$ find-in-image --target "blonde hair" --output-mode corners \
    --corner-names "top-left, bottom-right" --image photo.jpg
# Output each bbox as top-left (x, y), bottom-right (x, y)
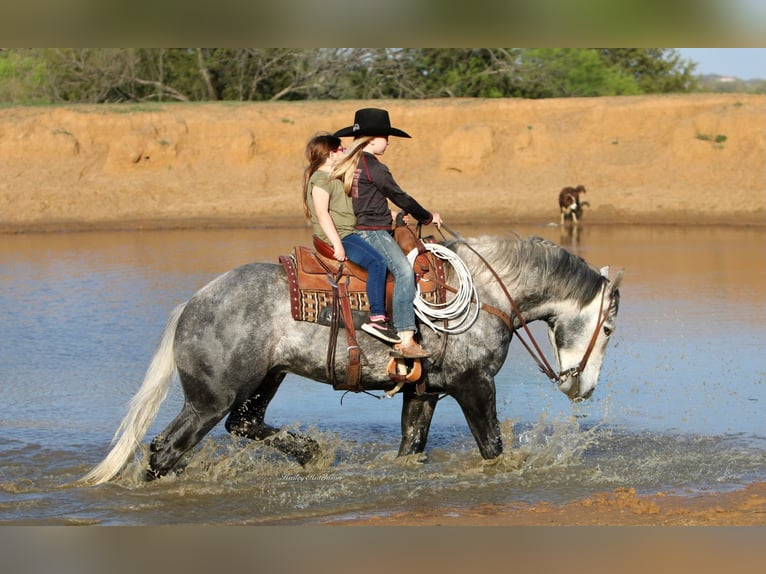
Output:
top-left (330, 136), bottom-right (374, 196)
top-left (302, 133), bottom-right (342, 221)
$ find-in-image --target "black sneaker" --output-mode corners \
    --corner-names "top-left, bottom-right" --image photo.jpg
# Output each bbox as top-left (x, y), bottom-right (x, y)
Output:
top-left (361, 320), bottom-right (401, 344)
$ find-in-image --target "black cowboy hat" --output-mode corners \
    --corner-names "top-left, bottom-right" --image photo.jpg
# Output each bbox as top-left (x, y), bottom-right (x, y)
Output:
top-left (333, 108), bottom-right (411, 138)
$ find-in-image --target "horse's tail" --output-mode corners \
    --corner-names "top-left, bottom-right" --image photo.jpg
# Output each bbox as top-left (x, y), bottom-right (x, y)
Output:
top-left (77, 302), bottom-right (187, 486)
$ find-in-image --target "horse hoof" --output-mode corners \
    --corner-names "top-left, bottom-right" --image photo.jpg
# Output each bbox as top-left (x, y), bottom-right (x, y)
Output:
top-left (145, 467), bottom-right (163, 481)
top-left (295, 441), bottom-right (321, 466)
top-left (287, 436), bottom-right (321, 466)
top-left (266, 432), bottom-right (321, 466)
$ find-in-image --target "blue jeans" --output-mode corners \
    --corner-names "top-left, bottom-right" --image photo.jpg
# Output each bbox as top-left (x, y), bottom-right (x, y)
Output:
top-left (356, 229), bottom-right (416, 333)
top-left (341, 233), bottom-right (387, 318)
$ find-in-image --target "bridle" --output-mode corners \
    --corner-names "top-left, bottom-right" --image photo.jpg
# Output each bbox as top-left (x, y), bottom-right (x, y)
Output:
top-left (554, 285), bottom-right (611, 386)
top-left (438, 224), bottom-right (613, 387)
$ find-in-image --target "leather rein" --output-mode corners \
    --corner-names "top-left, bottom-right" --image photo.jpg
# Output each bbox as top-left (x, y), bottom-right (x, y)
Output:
top-left (437, 224), bottom-right (611, 386)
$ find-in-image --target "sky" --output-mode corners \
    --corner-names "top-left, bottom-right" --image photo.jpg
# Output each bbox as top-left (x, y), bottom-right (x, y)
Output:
top-left (676, 48), bottom-right (765, 80)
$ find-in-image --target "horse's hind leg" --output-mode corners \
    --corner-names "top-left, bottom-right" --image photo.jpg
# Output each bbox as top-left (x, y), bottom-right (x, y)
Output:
top-left (225, 372), bottom-right (320, 466)
top-left (398, 386), bottom-right (439, 458)
top-left (147, 371), bottom-right (236, 480)
top-left (147, 405), bottom-right (231, 480)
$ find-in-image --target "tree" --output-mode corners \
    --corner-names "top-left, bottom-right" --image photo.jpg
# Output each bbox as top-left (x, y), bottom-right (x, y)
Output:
top-left (0, 49), bottom-right (50, 104)
top-left (517, 48), bottom-right (642, 98)
top-left (0, 47), bottom-right (708, 104)
top-left (594, 48), bottom-right (698, 93)
top-left (401, 48), bottom-right (522, 98)
top-left (333, 49), bottom-right (426, 99)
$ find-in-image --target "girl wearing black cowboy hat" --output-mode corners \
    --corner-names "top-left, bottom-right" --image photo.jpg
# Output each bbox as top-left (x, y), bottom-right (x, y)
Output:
top-left (332, 108), bottom-right (443, 359)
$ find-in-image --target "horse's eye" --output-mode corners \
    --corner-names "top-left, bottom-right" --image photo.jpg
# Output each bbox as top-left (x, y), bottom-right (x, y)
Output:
top-left (603, 326), bottom-right (613, 337)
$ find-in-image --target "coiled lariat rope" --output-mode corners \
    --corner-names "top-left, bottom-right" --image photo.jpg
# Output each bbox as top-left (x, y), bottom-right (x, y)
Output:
top-left (406, 242), bottom-right (480, 334)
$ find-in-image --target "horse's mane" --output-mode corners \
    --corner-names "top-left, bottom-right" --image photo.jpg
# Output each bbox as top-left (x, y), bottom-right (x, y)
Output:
top-left (456, 234), bottom-right (605, 306)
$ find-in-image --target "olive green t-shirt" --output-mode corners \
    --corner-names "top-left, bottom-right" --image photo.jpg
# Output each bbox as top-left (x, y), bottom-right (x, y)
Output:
top-left (308, 170), bottom-right (357, 243)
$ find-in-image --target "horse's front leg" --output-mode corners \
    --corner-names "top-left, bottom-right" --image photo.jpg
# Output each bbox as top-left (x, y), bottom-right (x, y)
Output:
top-left (397, 385), bottom-right (439, 457)
top-left (452, 374), bottom-right (503, 460)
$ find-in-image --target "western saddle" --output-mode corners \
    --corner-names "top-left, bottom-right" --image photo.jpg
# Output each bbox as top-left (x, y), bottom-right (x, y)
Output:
top-left (279, 224), bottom-right (446, 395)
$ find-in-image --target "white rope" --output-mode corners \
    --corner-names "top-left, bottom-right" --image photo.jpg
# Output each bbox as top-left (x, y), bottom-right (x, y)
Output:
top-left (407, 243), bottom-right (480, 334)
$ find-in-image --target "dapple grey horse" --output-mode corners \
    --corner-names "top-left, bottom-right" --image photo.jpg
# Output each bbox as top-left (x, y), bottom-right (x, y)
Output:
top-left (80, 234), bottom-right (622, 485)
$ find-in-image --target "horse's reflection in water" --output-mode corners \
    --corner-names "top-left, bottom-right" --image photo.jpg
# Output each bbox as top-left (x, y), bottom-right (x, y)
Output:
top-left (79, 234), bottom-right (622, 485)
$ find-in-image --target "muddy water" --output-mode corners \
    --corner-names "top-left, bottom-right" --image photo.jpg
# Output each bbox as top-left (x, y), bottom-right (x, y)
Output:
top-left (1, 224), bottom-right (764, 525)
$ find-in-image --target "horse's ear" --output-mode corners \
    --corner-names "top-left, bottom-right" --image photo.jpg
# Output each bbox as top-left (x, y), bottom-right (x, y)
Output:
top-left (608, 268), bottom-right (624, 292)
top-left (600, 266), bottom-right (623, 292)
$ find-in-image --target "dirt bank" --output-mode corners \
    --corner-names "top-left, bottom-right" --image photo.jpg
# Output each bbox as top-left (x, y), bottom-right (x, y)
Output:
top-left (1, 94), bottom-right (764, 232)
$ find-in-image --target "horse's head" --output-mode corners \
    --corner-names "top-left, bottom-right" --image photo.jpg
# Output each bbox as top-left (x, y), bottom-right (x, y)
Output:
top-left (548, 266), bottom-right (622, 402)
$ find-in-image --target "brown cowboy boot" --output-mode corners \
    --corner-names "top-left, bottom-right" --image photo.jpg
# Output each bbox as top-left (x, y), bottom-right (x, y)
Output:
top-left (390, 330), bottom-right (432, 359)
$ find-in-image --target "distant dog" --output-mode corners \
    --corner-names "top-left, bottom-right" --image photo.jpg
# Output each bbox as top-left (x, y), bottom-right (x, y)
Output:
top-left (559, 185), bottom-right (587, 225)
